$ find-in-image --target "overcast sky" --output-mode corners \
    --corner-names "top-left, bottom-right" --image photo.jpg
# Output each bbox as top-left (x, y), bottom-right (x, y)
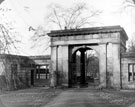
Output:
top-left (1, 0), bottom-right (135, 55)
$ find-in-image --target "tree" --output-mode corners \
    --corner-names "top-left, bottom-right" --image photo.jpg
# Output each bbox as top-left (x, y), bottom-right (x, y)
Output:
top-left (127, 34), bottom-right (135, 52)
top-left (30, 3), bottom-right (102, 53)
top-left (133, 0), bottom-right (135, 4)
top-left (0, 4), bottom-right (20, 54)
top-left (125, 0), bottom-right (135, 6)
top-left (0, 24), bottom-right (19, 54)
top-left (121, 0), bottom-right (135, 52)
top-left (30, 25), bottom-right (50, 54)
top-left (0, 0), bottom-right (4, 4)
top-left (122, 0), bottom-right (135, 8)
top-left (46, 3), bottom-right (102, 30)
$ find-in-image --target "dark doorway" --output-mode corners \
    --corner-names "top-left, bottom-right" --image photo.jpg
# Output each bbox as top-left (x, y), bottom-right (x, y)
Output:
top-left (69, 46), bottom-right (99, 88)
top-left (31, 70), bottom-right (34, 86)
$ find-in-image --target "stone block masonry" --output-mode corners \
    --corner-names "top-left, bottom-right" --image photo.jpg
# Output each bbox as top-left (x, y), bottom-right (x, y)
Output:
top-left (48, 25), bottom-right (129, 89)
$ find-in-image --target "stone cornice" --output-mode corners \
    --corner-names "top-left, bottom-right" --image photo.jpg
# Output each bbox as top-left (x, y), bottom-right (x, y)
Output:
top-left (47, 25), bottom-right (128, 41)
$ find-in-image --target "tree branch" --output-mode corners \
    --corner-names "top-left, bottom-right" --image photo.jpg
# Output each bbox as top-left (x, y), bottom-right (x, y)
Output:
top-left (53, 9), bottom-right (62, 30)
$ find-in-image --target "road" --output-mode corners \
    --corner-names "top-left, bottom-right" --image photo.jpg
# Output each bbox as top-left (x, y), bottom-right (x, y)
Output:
top-left (44, 88), bottom-right (122, 107)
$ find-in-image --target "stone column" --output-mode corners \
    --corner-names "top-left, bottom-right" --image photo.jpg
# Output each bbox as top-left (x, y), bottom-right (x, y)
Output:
top-left (106, 43), bottom-right (113, 88)
top-left (80, 49), bottom-right (86, 85)
top-left (99, 43), bottom-right (107, 88)
top-left (61, 45), bottom-right (69, 87)
top-left (50, 46), bottom-right (57, 87)
top-left (112, 43), bottom-right (121, 88)
top-left (57, 46), bottom-right (63, 85)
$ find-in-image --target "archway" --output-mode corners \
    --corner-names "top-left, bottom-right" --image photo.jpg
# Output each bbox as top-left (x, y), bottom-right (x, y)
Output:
top-left (69, 46), bottom-right (99, 88)
top-left (48, 26), bottom-right (128, 89)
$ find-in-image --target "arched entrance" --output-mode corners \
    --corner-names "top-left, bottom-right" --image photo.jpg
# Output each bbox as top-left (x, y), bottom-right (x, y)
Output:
top-left (48, 26), bottom-right (128, 89)
top-left (69, 46), bottom-right (99, 88)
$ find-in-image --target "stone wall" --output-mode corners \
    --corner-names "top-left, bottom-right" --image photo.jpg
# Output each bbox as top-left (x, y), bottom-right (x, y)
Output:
top-left (121, 53), bottom-right (135, 89)
top-left (48, 26), bottom-right (128, 88)
top-left (0, 54), bottom-right (35, 91)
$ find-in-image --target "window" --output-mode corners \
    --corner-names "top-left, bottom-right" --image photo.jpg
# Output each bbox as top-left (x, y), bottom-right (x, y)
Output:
top-left (36, 65), bottom-right (49, 79)
top-left (128, 64), bottom-right (135, 81)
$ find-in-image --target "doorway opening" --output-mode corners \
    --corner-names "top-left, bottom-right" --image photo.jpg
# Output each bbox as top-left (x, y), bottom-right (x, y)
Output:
top-left (69, 46), bottom-right (99, 88)
top-left (31, 70), bottom-right (34, 86)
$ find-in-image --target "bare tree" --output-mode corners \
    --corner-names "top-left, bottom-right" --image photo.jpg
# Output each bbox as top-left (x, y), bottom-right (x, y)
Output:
top-left (0, 24), bottom-right (19, 54)
top-left (0, 5), bottom-right (20, 54)
top-left (128, 42), bottom-right (135, 52)
top-left (46, 3), bottom-right (102, 30)
top-left (30, 25), bottom-right (50, 54)
top-left (126, 0), bottom-right (135, 5)
top-left (0, 0), bottom-right (4, 4)
top-left (121, 0), bottom-right (135, 52)
top-left (127, 34), bottom-right (135, 52)
top-left (123, 0), bottom-right (135, 8)
top-left (30, 3), bottom-right (102, 53)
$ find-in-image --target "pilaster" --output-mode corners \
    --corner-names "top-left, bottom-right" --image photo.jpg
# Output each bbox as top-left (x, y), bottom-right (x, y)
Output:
top-left (112, 43), bottom-right (121, 88)
top-left (50, 46), bottom-right (57, 87)
top-left (61, 45), bottom-right (69, 87)
top-left (99, 43), bottom-right (107, 88)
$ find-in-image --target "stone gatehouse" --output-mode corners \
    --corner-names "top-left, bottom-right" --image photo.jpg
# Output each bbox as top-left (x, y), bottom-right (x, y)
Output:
top-left (1, 25), bottom-right (135, 90)
top-left (48, 25), bottom-right (135, 89)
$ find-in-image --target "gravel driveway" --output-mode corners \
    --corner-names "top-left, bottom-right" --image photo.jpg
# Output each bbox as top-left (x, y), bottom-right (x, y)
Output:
top-left (44, 88), bottom-right (135, 107)
top-left (0, 87), bottom-right (134, 107)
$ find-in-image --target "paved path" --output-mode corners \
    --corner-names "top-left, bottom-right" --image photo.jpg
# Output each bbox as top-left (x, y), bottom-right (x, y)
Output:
top-left (44, 88), bottom-right (122, 107)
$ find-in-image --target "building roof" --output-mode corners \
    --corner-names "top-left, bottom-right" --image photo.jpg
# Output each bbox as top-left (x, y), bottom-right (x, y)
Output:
top-left (0, 54), bottom-right (51, 60)
top-left (0, 54), bottom-right (35, 64)
top-left (0, 54), bottom-right (30, 59)
top-left (29, 55), bottom-right (50, 60)
top-left (47, 25), bottom-right (128, 40)
top-left (121, 52), bottom-right (135, 58)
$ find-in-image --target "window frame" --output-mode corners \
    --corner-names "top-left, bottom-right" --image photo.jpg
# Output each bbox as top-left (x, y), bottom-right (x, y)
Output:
top-left (36, 64), bottom-right (49, 80)
top-left (128, 63), bottom-right (135, 81)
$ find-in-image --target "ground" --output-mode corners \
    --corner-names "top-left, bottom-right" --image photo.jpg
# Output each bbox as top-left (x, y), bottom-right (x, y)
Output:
top-left (0, 87), bottom-right (62, 107)
top-left (0, 87), bottom-right (135, 107)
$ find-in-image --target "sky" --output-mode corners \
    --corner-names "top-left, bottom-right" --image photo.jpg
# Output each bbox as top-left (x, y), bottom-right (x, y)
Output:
top-left (0, 0), bottom-right (135, 55)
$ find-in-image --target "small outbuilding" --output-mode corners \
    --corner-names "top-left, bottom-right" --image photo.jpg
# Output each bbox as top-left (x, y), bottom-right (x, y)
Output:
top-left (0, 54), bottom-right (50, 90)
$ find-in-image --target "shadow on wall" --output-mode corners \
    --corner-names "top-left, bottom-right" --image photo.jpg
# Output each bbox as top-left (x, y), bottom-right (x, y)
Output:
top-left (0, 58), bottom-right (9, 91)
top-left (54, 70), bottom-right (67, 86)
top-left (0, 75), bottom-right (8, 91)
top-left (0, 64), bottom-right (31, 91)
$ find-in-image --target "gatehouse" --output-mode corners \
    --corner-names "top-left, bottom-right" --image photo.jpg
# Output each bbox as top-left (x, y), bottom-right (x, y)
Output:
top-left (48, 25), bottom-right (129, 89)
